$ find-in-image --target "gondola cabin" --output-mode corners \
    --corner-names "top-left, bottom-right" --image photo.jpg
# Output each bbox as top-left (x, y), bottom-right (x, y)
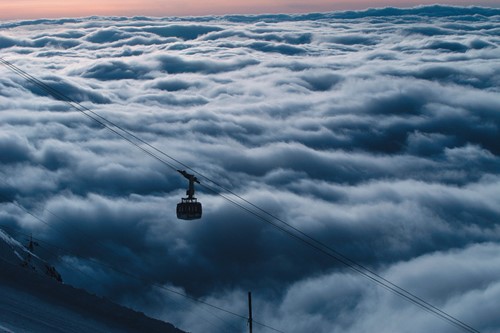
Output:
top-left (176, 169), bottom-right (202, 220)
top-left (177, 198), bottom-right (202, 220)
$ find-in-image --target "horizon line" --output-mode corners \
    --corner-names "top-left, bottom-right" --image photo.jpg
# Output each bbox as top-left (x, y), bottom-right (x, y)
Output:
top-left (1, 3), bottom-right (499, 23)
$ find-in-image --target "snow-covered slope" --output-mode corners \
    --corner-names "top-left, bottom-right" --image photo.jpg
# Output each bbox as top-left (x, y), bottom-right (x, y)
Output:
top-left (0, 229), bottom-right (186, 333)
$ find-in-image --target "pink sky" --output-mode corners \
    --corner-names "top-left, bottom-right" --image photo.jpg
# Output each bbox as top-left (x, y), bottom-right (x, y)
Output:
top-left (0, 0), bottom-right (498, 20)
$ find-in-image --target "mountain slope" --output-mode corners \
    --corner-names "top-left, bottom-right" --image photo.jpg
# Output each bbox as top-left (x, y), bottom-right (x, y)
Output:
top-left (0, 230), bottom-right (186, 333)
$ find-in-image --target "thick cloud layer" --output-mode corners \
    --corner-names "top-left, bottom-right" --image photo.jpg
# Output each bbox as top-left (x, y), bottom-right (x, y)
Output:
top-left (0, 5), bottom-right (499, 333)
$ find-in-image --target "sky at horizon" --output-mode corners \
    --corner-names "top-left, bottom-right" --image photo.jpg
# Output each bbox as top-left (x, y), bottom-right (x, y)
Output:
top-left (1, 0), bottom-right (500, 20)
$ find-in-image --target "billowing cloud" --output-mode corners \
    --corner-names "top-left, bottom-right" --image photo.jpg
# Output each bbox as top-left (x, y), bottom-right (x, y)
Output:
top-left (0, 5), bottom-right (499, 333)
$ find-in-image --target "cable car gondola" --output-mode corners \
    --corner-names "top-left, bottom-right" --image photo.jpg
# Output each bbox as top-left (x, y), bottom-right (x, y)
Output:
top-left (176, 170), bottom-right (202, 220)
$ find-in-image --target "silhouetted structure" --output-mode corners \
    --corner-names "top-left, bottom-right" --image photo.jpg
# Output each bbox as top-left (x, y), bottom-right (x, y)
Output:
top-left (176, 170), bottom-right (202, 220)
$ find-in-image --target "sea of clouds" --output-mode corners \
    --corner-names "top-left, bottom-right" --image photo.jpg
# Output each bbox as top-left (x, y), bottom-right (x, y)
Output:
top-left (0, 5), bottom-right (499, 333)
